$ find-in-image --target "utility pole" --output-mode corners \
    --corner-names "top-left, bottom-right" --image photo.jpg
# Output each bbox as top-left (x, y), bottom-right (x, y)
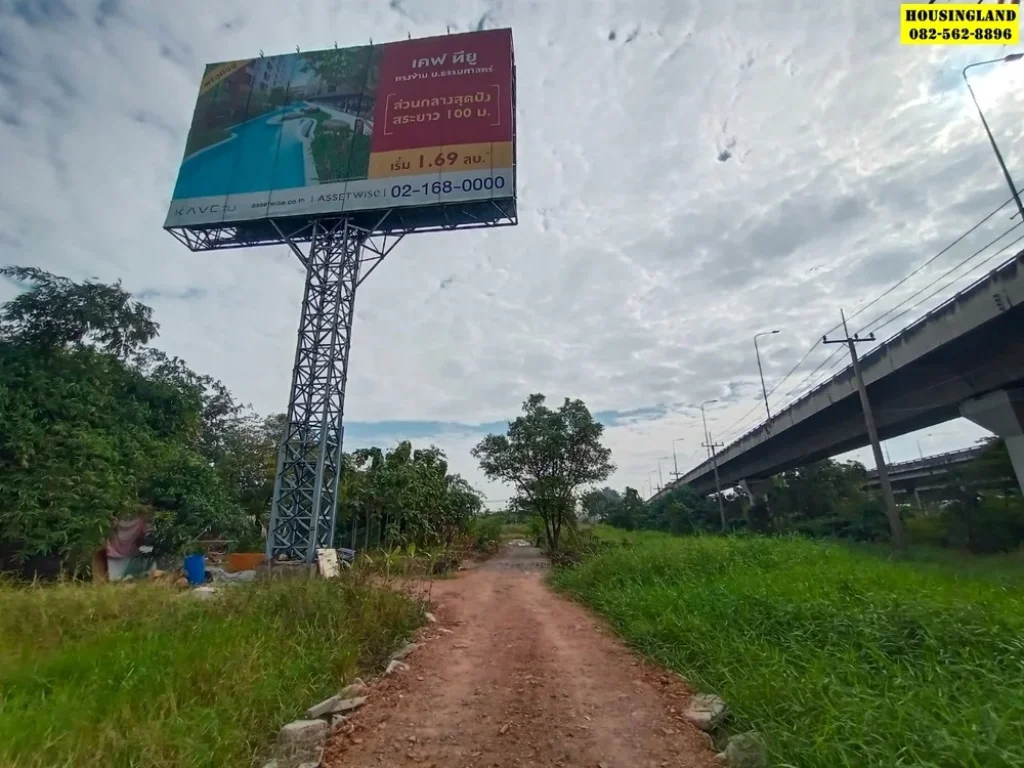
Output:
top-left (824, 310), bottom-right (906, 549)
top-left (702, 435), bottom-right (726, 532)
top-left (754, 330), bottom-right (781, 421)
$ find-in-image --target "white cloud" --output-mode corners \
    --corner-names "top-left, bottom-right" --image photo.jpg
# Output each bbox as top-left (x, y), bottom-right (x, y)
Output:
top-left (2, 0), bottom-right (1020, 499)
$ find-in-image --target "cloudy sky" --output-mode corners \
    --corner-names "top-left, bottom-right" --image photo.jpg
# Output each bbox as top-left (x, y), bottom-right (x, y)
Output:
top-left (1, 0), bottom-right (1021, 504)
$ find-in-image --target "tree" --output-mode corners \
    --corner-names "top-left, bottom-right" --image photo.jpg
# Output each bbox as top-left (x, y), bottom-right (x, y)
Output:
top-left (336, 441), bottom-right (482, 551)
top-left (302, 47), bottom-right (377, 92)
top-left (655, 485), bottom-right (716, 534)
top-left (0, 267), bottom-right (157, 359)
top-left (472, 394), bottom-right (614, 551)
top-left (0, 267), bottom-right (249, 568)
top-left (581, 487), bottom-right (623, 523)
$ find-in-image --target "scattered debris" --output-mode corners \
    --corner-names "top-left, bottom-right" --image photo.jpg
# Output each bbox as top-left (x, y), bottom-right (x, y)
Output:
top-left (683, 693), bottom-right (728, 731)
top-left (439, 628), bottom-right (454, 635)
top-left (386, 659), bottom-right (409, 675)
top-left (424, 612), bottom-right (437, 623)
top-left (339, 680), bottom-right (368, 698)
top-left (499, 723), bottom-right (510, 735)
top-left (305, 694), bottom-right (367, 719)
top-left (206, 566), bottom-right (256, 584)
top-left (275, 719), bottom-right (327, 767)
top-left (720, 731), bottom-right (767, 768)
top-left (507, 538), bottom-right (532, 547)
top-left (391, 642), bottom-right (419, 661)
top-left (316, 548), bottom-right (340, 579)
top-left (188, 585), bottom-right (219, 600)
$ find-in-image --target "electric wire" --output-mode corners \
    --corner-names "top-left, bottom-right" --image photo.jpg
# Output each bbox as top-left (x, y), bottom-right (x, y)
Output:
top-left (771, 221), bottom-right (1022, 413)
top-left (712, 193), bottom-right (1022, 446)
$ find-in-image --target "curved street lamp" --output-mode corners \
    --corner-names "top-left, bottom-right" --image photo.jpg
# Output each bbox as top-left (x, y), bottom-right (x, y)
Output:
top-left (754, 330), bottom-right (781, 421)
top-left (963, 54), bottom-right (1024, 222)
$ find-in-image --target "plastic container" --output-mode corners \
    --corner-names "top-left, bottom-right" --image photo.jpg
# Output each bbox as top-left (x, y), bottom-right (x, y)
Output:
top-left (184, 554), bottom-right (206, 585)
top-left (226, 552), bottom-right (265, 573)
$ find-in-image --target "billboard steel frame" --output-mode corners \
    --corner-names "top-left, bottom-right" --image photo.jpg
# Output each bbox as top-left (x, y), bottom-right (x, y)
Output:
top-left (265, 213), bottom-right (403, 562)
top-left (166, 200), bottom-right (517, 253)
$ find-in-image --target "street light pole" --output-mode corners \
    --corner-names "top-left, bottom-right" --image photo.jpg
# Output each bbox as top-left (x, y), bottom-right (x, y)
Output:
top-left (672, 438), bottom-right (684, 477)
top-left (754, 330), bottom-right (781, 422)
top-left (963, 55), bottom-right (1024, 222)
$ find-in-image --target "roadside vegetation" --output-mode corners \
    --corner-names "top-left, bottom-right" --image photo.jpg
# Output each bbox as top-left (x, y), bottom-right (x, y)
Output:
top-left (0, 576), bottom-right (422, 768)
top-left (0, 267), bottom-right (488, 578)
top-left (584, 440), bottom-right (1023, 554)
top-left (473, 393), bottom-right (613, 552)
top-left (552, 531), bottom-right (1024, 767)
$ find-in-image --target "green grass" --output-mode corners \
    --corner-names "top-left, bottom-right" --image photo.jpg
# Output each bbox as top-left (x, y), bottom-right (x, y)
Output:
top-left (0, 576), bottom-right (422, 768)
top-left (551, 532), bottom-right (1024, 767)
top-left (500, 523), bottom-right (531, 539)
top-left (847, 541), bottom-right (1024, 588)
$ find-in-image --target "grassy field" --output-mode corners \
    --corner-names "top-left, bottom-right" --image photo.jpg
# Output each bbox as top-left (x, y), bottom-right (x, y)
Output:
top-left (552, 531), bottom-right (1024, 767)
top-left (0, 577), bottom-right (422, 768)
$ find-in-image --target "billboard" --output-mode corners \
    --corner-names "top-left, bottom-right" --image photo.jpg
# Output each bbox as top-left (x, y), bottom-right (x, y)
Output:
top-left (164, 29), bottom-right (515, 230)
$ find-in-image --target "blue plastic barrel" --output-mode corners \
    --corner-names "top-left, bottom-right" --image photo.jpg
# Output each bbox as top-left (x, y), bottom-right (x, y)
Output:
top-left (184, 554), bottom-right (206, 585)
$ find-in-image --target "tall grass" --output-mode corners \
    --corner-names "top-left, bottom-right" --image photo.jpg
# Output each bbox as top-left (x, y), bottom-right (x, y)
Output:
top-left (551, 533), bottom-right (1024, 767)
top-left (0, 576), bottom-right (422, 768)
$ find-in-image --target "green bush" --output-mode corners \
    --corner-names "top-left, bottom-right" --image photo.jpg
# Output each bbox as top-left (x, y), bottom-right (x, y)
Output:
top-left (905, 514), bottom-right (951, 547)
top-left (552, 533), bottom-right (1024, 767)
top-left (947, 495), bottom-right (1024, 554)
top-left (468, 515), bottom-right (503, 553)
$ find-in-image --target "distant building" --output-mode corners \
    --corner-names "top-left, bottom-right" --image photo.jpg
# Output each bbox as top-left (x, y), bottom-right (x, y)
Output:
top-left (251, 56), bottom-right (290, 93)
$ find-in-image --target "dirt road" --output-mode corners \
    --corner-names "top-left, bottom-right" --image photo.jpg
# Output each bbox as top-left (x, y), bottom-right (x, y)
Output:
top-left (323, 545), bottom-right (718, 768)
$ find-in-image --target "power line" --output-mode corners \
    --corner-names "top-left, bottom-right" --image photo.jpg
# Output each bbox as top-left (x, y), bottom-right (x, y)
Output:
top-left (864, 232), bottom-right (1024, 336)
top-left (712, 192), bottom-right (1022, 447)
top-left (718, 340), bottom-right (823, 443)
top-left (772, 221), bottom-right (1022, 412)
top-left (852, 223), bottom-right (1021, 339)
top-left (841, 195), bottom-right (1016, 330)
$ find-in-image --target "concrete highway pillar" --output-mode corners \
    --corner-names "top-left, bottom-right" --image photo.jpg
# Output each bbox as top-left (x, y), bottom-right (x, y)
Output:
top-left (960, 387), bottom-right (1024, 494)
top-left (739, 477), bottom-right (773, 503)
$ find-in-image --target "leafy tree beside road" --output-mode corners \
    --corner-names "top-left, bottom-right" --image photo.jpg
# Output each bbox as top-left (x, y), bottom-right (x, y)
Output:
top-left (0, 267), bottom-right (489, 572)
top-left (473, 394), bottom-right (614, 551)
top-left (0, 267), bottom-right (252, 569)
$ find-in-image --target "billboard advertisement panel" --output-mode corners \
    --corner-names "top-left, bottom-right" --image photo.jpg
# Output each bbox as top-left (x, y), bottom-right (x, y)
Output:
top-left (164, 29), bottom-right (515, 230)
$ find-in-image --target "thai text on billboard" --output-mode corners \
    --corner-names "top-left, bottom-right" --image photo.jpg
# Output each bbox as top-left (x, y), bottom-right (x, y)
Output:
top-left (165, 29), bottom-right (515, 228)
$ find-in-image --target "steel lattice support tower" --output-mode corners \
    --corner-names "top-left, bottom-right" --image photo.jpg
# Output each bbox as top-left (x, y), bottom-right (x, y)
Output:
top-left (266, 217), bottom-right (400, 562)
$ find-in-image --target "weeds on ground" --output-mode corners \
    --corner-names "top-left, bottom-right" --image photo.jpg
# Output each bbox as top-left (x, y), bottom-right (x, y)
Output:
top-left (0, 575), bottom-right (422, 768)
top-left (551, 533), bottom-right (1024, 768)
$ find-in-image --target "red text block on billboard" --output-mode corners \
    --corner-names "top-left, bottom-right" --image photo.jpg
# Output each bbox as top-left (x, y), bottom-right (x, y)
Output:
top-left (368, 29), bottom-right (514, 179)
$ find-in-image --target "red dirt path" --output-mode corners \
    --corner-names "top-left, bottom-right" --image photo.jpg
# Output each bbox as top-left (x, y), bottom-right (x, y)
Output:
top-left (324, 545), bottom-right (719, 768)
